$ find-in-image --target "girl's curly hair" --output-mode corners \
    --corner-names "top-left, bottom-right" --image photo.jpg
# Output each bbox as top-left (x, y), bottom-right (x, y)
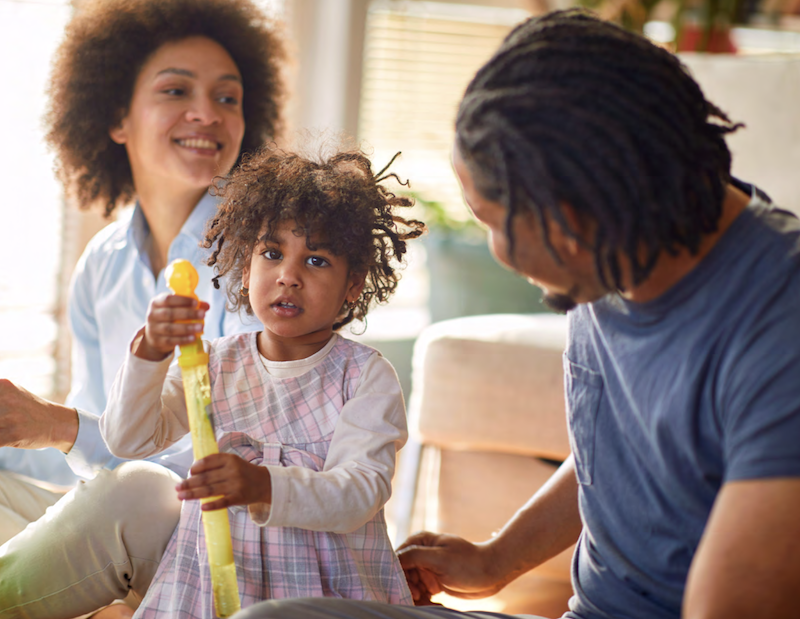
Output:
top-left (46, 0), bottom-right (285, 217)
top-left (204, 146), bottom-right (427, 331)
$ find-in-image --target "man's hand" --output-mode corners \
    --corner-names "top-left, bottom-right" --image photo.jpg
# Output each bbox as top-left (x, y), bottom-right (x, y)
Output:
top-left (399, 457), bottom-right (582, 606)
top-left (0, 378), bottom-right (78, 453)
top-left (134, 293), bottom-right (207, 362)
top-left (175, 453), bottom-right (272, 511)
top-left (398, 532), bottom-right (504, 605)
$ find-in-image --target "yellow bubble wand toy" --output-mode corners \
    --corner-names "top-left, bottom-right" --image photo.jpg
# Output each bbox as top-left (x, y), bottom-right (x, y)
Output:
top-left (166, 259), bottom-right (241, 617)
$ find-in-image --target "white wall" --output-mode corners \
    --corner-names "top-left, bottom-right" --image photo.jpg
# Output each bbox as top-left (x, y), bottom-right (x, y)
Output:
top-left (682, 53), bottom-right (800, 215)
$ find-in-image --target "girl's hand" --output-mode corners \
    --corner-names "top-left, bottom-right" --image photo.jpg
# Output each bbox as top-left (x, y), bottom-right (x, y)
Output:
top-left (134, 293), bottom-right (208, 361)
top-left (176, 453), bottom-right (272, 511)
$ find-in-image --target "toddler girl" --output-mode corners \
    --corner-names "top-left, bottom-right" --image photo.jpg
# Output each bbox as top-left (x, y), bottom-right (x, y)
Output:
top-left (100, 145), bottom-right (426, 617)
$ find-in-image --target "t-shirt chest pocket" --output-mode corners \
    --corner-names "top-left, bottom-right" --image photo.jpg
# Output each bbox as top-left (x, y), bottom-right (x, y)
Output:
top-left (564, 354), bottom-right (604, 486)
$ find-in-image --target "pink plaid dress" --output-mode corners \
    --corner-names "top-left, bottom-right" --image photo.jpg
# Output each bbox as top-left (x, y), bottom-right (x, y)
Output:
top-left (134, 333), bottom-right (412, 617)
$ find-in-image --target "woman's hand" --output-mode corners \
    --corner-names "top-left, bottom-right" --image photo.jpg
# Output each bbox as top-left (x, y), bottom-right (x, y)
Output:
top-left (0, 379), bottom-right (79, 453)
top-left (134, 293), bottom-right (208, 361)
top-left (398, 532), bottom-right (506, 605)
top-left (176, 453), bottom-right (272, 511)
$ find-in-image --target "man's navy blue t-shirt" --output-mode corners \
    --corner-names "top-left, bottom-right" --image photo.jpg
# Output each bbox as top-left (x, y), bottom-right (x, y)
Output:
top-left (563, 195), bottom-right (800, 619)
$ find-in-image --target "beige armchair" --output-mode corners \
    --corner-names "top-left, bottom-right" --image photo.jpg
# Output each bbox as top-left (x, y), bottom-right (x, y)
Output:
top-left (391, 313), bottom-right (574, 617)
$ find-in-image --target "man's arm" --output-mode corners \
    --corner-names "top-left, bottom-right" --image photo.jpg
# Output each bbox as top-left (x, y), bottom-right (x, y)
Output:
top-left (399, 455), bottom-right (581, 603)
top-left (684, 477), bottom-right (800, 619)
top-left (0, 379), bottom-right (78, 453)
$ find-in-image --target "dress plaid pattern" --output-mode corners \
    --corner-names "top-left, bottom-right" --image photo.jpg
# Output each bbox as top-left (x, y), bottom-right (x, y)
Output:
top-left (134, 333), bottom-right (412, 617)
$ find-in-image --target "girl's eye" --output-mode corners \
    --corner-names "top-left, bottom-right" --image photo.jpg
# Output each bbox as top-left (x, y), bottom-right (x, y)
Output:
top-left (307, 256), bottom-right (329, 267)
top-left (163, 88), bottom-right (185, 96)
top-left (263, 249), bottom-right (282, 260)
top-left (218, 95), bottom-right (240, 105)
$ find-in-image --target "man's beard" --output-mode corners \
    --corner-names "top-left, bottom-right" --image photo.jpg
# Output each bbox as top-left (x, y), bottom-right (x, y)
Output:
top-left (543, 292), bottom-right (578, 314)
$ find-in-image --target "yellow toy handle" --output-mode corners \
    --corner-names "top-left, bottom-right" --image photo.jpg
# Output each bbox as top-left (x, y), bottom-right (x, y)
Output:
top-left (166, 259), bottom-right (241, 617)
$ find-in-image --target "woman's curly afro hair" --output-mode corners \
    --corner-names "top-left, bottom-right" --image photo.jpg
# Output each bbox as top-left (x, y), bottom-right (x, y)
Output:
top-left (204, 145), bottom-right (427, 331)
top-left (46, 0), bottom-right (285, 217)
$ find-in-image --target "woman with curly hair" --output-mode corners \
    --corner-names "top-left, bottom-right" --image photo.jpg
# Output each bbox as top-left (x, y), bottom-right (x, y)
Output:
top-left (0, 0), bottom-right (284, 617)
top-left (99, 144), bottom-right (425, 615)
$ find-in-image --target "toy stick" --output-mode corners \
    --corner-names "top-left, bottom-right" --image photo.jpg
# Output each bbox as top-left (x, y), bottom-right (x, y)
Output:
top-left (166, 259), bottom-right (241, 617)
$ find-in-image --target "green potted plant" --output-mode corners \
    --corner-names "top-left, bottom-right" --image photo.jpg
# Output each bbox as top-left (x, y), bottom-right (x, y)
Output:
top-left (409, 192), bottom-right (549, 323)
top-left (578, 0), bottom-right (746, 51)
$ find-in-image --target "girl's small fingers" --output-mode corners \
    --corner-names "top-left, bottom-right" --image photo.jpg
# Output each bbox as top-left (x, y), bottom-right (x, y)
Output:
top-left (178, 480), bottom-right (232, 502)
top-left (176, 476), bottom-right (207, 492)
top-left (176, 487), bottom-right (199, 501)
top-left (162, 294), bottom-right (199, 307)
top-left (151, 306), bottom-right (206, 324)
top-left (180, 468), bottom-right (229, 492)
top-left (189, 454), bottom-right (230, 475)
top-left (149, 323), bottom-right (203, 340)
top-left (201, 498), bottom-right (231, 512)
top-left (176, 480), bottom-right (221, 500)
top-left (148, 337), bottom-right (196, 353)
top-left (149, 292), bottom-right (175, 307)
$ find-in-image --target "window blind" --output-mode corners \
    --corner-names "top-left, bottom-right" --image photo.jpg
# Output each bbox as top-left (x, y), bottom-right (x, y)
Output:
top-left (358, 0), bottom-right (531, 219)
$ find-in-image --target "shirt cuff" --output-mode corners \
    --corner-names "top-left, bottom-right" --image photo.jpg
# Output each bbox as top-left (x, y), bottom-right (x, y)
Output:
top-left (65, 408), bottom-right (113, 479)
top-left (259, 464), bottom-right (291, 527)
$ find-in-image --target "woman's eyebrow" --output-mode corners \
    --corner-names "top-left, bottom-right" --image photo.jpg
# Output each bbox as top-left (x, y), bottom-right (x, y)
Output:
top-left (155, 67), bottom-right (242, 83)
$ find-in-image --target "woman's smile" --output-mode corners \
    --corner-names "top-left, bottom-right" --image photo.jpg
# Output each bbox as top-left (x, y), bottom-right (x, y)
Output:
top-left (174, 135), bottom-right (223, 153)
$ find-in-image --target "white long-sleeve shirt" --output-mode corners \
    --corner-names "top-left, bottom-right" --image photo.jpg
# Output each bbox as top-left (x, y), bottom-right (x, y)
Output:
top-left (100, 332), bottom-right (408, 532)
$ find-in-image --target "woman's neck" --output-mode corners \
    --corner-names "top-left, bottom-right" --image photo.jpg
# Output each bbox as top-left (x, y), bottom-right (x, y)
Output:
top-left (137, 182), bottom-right (208, 277)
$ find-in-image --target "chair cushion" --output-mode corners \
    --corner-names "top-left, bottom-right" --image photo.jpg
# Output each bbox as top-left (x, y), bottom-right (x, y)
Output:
top-left (409, 314), bottom-right (570, 460)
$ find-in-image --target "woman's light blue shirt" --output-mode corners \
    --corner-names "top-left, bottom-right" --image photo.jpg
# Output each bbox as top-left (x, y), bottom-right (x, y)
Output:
top-left (0, 192), bottom-right (259, 485)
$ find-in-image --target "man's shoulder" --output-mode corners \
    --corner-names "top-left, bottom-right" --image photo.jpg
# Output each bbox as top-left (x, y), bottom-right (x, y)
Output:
top-left (757, 206), bottom-right (800, 251)
top-left (732, 207), bottom-right (800, 313)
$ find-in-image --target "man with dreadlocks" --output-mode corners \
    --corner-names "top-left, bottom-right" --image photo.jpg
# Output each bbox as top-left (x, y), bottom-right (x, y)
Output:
top-left (228, 8), bottom-right (800, 619)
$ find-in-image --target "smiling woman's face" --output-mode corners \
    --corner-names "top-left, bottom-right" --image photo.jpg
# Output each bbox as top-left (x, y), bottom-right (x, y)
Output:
top-left (110, 35), bottom-right (245, 198)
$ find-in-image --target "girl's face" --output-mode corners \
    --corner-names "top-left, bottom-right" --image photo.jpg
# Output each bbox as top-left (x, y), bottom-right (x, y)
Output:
top-left (243, 220), bottom-right (365, 361)
top-left (110, 36), bottom-right (245, 199)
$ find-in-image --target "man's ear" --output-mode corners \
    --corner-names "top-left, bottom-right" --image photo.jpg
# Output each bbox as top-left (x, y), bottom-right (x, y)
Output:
top-left (549, 202), bottom-right (593, 260)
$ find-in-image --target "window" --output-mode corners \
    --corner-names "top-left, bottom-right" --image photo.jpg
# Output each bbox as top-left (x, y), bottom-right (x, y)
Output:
top-left (0, 0), bottom-right (72, 399)
top-left (358, 0), bottom-right (531, 219)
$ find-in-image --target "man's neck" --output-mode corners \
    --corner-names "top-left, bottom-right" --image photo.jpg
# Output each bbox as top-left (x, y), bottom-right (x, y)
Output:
top-left (622, 183), bottom-right (751, 304)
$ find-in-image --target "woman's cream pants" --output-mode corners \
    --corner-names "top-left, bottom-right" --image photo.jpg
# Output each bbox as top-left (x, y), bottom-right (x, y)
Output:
top-left (0, 461), bottom-right (180, 618)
